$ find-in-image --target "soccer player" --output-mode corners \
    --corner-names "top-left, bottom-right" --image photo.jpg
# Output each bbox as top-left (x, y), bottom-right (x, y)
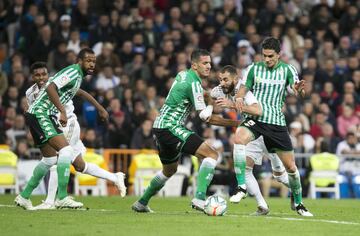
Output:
top-left (234, 37), bottom-right (312, 216)
top-left (132, 49), bottom-right (240, 213)
top-left (14, 48), bottom-right (97, 209)
top-left (23, 62), bottom-right (126, 210)
top-left (211, 65), bottom-right (292, 216)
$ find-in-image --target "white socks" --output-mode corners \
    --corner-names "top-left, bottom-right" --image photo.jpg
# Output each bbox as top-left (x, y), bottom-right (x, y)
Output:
top-left (84, 163), bottom-right (117, 183)
top-left (45, 165), bottom-right (58, 205)
top-left (245, 167), bottom-right (268, 209)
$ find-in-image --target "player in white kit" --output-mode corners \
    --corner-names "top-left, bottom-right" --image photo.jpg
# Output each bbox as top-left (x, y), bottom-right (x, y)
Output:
top-left (25, 63), bottom-right (126, 210)
top-left (211, 65), bottom-right (292, 215)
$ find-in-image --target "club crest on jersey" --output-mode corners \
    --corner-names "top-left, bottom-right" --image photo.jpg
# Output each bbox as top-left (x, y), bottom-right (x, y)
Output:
top-left (196, 94), bottom-right (204, 103)
top-left (59, 75), bottom-right (71, 87)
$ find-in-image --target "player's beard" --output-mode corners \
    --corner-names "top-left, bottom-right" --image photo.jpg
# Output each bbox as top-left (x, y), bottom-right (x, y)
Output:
top-left (222, 82), bottom-right (235, 94)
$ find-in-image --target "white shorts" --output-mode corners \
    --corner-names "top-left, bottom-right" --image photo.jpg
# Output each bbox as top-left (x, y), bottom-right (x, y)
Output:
top-left (246, 136), bottom-right (285, 172)
top-left (61, 117), bottom-right (86, 162)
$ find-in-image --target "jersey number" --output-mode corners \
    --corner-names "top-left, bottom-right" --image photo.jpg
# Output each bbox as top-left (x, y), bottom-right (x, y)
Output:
top-left (244, 120), bottom-right (256, 127)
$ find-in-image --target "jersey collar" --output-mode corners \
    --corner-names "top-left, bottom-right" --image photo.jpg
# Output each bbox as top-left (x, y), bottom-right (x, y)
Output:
top-left (188, 69), bottom-right (202, 82)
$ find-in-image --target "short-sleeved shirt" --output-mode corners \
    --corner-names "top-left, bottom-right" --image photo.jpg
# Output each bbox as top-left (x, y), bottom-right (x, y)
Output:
top-left (153, 69), bottom-right (206, 134)
top-left (244, 61), bottom-right (299, 126)
top-left (28, 64), bottom-right (84, 116)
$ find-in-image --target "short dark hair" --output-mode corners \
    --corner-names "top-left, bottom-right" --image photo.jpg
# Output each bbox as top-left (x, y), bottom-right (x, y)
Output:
top-left (191, 49), bottom-right (210, 63)
top-left (220, 65), bottom-right (237, 75)
top-left (262, 37), bottom-right (281, 53)
top-left (30, 62), bottom-right (47, 74)
top-left (77, 48), bottom-right (95, 60)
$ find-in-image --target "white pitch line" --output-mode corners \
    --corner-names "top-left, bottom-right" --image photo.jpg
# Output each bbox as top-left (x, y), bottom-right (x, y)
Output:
top-left (226, 214), bottom-right (360, 226)
top-left (1, 204), bottom-right (359, 226)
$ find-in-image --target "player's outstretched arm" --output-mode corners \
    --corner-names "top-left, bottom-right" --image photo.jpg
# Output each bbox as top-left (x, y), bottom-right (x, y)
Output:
top-left (46, 82), bottom-right (67, 126)
top-left (241, 103), bottom-right (262, 116)
top-left (76, 89), bottom-right (109, 122)
top-left (207, 115), bottom-right (241, 127)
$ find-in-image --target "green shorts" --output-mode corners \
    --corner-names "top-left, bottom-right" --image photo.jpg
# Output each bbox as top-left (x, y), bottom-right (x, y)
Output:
top-left (24, 112), bottom-right (63, 147)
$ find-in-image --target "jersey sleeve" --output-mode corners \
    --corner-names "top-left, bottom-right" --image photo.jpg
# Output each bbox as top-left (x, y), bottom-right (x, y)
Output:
top-left (189, 81), bottom-right (206, 111)
top-left (25, 88), bottom-right (33, 106)
top-left (244, 91), bottom-right (258, 105)
top-left (244, 63), bottom-right (255, 90)
top-left (286, 64), bottom-right (299, 86)
top-left (52, 68), bottom-right (79, 89)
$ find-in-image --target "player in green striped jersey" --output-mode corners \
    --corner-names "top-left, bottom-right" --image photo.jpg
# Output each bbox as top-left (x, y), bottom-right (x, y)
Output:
top-left (132, 49), bottom-right (241, 213)
top-left (234, 37), bottom-right (313, 216)
top-left (15, 48), bottom-right (96, 210)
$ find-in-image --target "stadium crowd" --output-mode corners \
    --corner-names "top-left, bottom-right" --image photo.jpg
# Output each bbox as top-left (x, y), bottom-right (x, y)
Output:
top-left (0, 0), bottom-right (359, 194)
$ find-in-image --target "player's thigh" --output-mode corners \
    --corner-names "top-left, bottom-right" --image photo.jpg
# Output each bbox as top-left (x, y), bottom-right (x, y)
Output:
top-left (25, 112), bottom-right (65, 149)
top-left (40, 144), bottom-right (58, 157)
top-left (246, 138), bottom-right (265, 166)
top-left (153, 128), bottom-right (188, 164)
top-left (236, 118), bottom-right (260, 144)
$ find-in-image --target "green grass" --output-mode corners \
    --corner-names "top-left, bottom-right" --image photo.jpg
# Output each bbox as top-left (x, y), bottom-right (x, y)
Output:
top-left (1, 195), bottom-right (360, 236)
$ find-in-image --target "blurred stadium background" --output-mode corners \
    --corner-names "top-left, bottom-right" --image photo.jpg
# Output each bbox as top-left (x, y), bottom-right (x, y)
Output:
top-left (0, 0), bottom-right (360, 202)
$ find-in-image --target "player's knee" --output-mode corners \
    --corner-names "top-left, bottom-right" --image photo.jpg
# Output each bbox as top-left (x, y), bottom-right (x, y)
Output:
top-left (41, 156), bottom-right (57, 167)
top-left (163, 166), bottom-right (177, 177)
top-left (286, 166), bottom-right (297, 173)
top-left (58, 145), bottom-right (74, 163)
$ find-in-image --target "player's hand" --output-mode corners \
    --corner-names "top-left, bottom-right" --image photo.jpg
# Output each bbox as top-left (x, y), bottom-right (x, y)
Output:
top-left (235, 97), bottom-right (244, 113)
top-left (294, 80), bottom-right (305, 97)
top-left (215, 97), bottom-right (235, 109)
top-left (59, 111), bottom-right (67, 127)
top-left (98, 108), bottom-right (109, 122)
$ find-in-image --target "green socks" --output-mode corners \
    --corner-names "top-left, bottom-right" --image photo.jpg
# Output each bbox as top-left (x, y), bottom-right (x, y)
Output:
top-left (20, 156), bottom-right (57, 199)
top-left (288, 170), bottom-right (302, 205)
top-left (56, 146), bottom-right (73, 200)
top-left (139, 172), bottom-right (168, 205)
top-left (234, 144), bottom-right (246, 187)
top-left (195, 158), bottom-right (217, 200)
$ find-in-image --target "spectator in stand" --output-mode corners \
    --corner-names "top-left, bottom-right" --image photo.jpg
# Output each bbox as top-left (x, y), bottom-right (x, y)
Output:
top-left (320, 81), bottom-right (339, 110)
top-left (54, 14), bottom-right (72, 44)
top-left (47, 40), bottom-right (68, 73)
top-left (95, 64), bottom-right (120, 94)
top-left (289, 121), bottom-right (315, 154)
top-left (320, 122), bottom-right (341, 154)
top-left (5, 114), bottom-right (27, 150)
top-left (336, 131), bottom-right (360, 175)
top-left (337, 105), bottom-right (360, 139)
top-left (130, 119), bottom-right (156, 149)
top-left (310, 112), bottom-right (327, 140)
top-left (82, 128), bottom-right (102, 149)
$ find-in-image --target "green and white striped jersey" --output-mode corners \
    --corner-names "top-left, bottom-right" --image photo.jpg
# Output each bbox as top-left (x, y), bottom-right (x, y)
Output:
top-left (153, 69), bottom-right (206, 129)
top-left (245, 61), bottom-right (298, 126)
top-left (28, 64), bottom-right (84, 116)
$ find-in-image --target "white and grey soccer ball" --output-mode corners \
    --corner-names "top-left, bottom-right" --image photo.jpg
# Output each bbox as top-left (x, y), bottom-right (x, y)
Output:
top-left (204, 195), bottom-right (227, 216)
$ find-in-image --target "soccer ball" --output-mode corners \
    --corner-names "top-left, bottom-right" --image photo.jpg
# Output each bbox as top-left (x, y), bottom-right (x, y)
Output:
top-left (204, 195), bottom-right (227, 216)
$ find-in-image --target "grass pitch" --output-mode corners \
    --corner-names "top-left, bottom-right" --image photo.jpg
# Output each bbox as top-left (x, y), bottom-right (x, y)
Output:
top-left (1, 195), bottom-right (359, 236)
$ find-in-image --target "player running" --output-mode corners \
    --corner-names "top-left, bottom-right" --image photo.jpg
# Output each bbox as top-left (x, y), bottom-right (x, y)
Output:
top-left (23, 62), bottom-right (126, 210)
top-left (211, 65), bottom-right (293, 216)
top-left (14, 48), bottom-right (116, 209)
top-left (132, 49), bottom-right (241, 213)
top-left (234, 37), bottom-right (312, 216)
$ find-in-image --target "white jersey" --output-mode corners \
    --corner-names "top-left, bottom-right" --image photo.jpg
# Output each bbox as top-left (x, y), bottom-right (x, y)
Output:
top-left (210, 79), bottom-right (258, 106)
top-left (26, 83), bottom-right (85, 159)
